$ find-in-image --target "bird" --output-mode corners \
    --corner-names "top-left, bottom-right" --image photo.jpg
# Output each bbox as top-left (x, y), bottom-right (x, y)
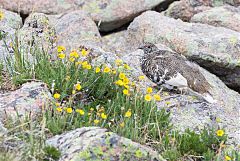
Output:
top-left (139, 42), bottom-right (215, 103)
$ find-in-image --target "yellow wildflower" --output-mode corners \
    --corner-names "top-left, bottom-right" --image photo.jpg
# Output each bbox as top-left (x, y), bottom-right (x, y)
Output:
top-left (144, 94), bottom-right (152, 102)
top-left (123, 89), bottom-right (130, 96)
top-left (123, 77), bottom-right (130, 85)
top-left (81, 48), bottom-right (89, 56)
top-left (90, 108), bottom-right (94, 112)
top-left (115, 80), bottom-right (124, 86)
top-left (82, 61), bottom-right (89, 69)
top-left (94, 119), bottom-right (100, 124)
top-left (112, 69), bottom-right (116, 74)
top-left (153, 94), bottom-right (161, 101)
top-left (75, 61), bottom-right (82, 66)
top-left (146, 87), bottom-right (153, 94)
top-left (69, 57), bottom-right (75, 62)
top-left (138, 75), bottom-right (145, 80)
top-left (75, 83), bottom-right (82, 90)
top-left (66, 107), bottom-right (73, 114)
top-left (56, 107), bottom-right (62, 112)
top-left (95, 67), bottom-right (101, 73)
top-left (225, 155), bottom-right (231, 161)
top-left (72, 90), bottom-right (76, 94)
top-left (0, 11), bottom-right (4, 21)
top-left (76, 109), bottom-right (85, 115)
top-left (53, 93), bottom-right (61, 99)
top-left (115, 59), bottom-right (123, 66)
top-left (86, 64), bottom-right (92, 70)
top-left (216, 129), bottom-right (224, 137)
top-left (119, 122), bottom-right (125, 127)
top-left (55, 103), bottom-right (60, 107)
top-left (103, 66), bottom-right (111, 73)
top-left (82, 61), bottom-right (88, 66)
top-left (124, 64), bottom-right (131, 70)
top-left (70, 50), bottom-right (79, 58)
top-left (119, 73), bottom-right (126, 79)
top-left (125, 110), bottom-right (132, 118)
top-left (57, 46), bottom-right (66, 53)
top-left (101, 113), bottom-right (107, 119)
top-left (124, 84), bottom-right (130, 89)
top-left (58, 53), bottom-right (65, 59)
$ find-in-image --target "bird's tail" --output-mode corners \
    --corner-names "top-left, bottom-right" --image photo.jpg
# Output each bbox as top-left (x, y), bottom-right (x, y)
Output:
top-left (186, 87), bottom-right (217, 104)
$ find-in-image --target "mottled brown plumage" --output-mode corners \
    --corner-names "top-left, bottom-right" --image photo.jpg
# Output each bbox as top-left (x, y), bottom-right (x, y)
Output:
top-left (139, 42), bottom-right (211, 94)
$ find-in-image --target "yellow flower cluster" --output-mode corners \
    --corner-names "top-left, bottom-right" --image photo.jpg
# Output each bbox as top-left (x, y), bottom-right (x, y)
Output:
top-left (57, 46), bottom-right (66, 59)
top-left (57, 46), bottom-right (91, 63)
top-left (81, 48), bottom-right (89, 56)
top-left (143, 87), bottom-right (161, 102)
top-left (76, 109), bottom-right (85, 115)
top-left (82, 61), bottom-right (92, 70)
top-left (69, 50), bottom-right (79, 62)
top-left (115, 72), bottom-right (133, 96)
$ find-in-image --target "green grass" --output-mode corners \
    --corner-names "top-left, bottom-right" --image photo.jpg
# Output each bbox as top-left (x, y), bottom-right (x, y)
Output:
top-left (1, 34), bottom-right (239, 161)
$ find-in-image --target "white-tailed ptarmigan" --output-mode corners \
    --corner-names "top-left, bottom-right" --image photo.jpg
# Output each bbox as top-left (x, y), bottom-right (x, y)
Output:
top-left (139, 42), bottom-right (215, 103)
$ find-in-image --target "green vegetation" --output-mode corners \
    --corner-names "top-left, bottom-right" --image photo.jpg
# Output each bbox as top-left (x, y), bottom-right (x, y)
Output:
top-left (0, 35), bottom-right (239, 161)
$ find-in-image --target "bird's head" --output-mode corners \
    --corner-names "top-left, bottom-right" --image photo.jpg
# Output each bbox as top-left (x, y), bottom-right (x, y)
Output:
top-left (138, 42), bottom-right (159, 55)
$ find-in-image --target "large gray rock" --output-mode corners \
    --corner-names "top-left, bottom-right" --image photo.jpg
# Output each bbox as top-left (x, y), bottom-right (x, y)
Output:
top-left (0, 82), bottom-right (51, 121)
top-left (0, 0), bottom-right (169, 31)
top-left (48, 10), bottom-right (101, 50)
top-left (102, 30), bottom-right (129, 54)
top-left (191, 5), bottom-right (240, 32)
top-left (17, 11), bottom-right (101, 53)
top-left (164, 0), bottom-right (240, 22)
top-left (47, 127), bottom-right (165, 161)
top-left (124, 11), bottom-right (240, 92)
top-left (0, 9), bottom-right (22, 60)
top-left (121, 46), bottom-right (240, 145)
top-left (19, 13), bottom-right (56, 52)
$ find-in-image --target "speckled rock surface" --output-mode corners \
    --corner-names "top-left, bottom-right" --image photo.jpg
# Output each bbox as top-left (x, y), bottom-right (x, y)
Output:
top-left (164, 0), bottom-right (240, 21)
top-left (0, 8), bottom-right (22, 60)
top-left (120, 46), bottom-right (240, 146)
top-left (124, 11), bottom-right (240, 92)
top-left (0, 82), bottom-right (51, 121)
top-left (48, 10), bottom-right (101, 51)
top-left (102, 30), bottom-right (128, 54)
top-left (16, 11), bottom-right (101, 53)
top-left (0, 0), bottom-right (169, 31)
top-left (191, 5), bottom-right (240, 32)
top-left (19, 13), bottom-right (56, 52)
top-left (46, 127), bottom-right (165, 161)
